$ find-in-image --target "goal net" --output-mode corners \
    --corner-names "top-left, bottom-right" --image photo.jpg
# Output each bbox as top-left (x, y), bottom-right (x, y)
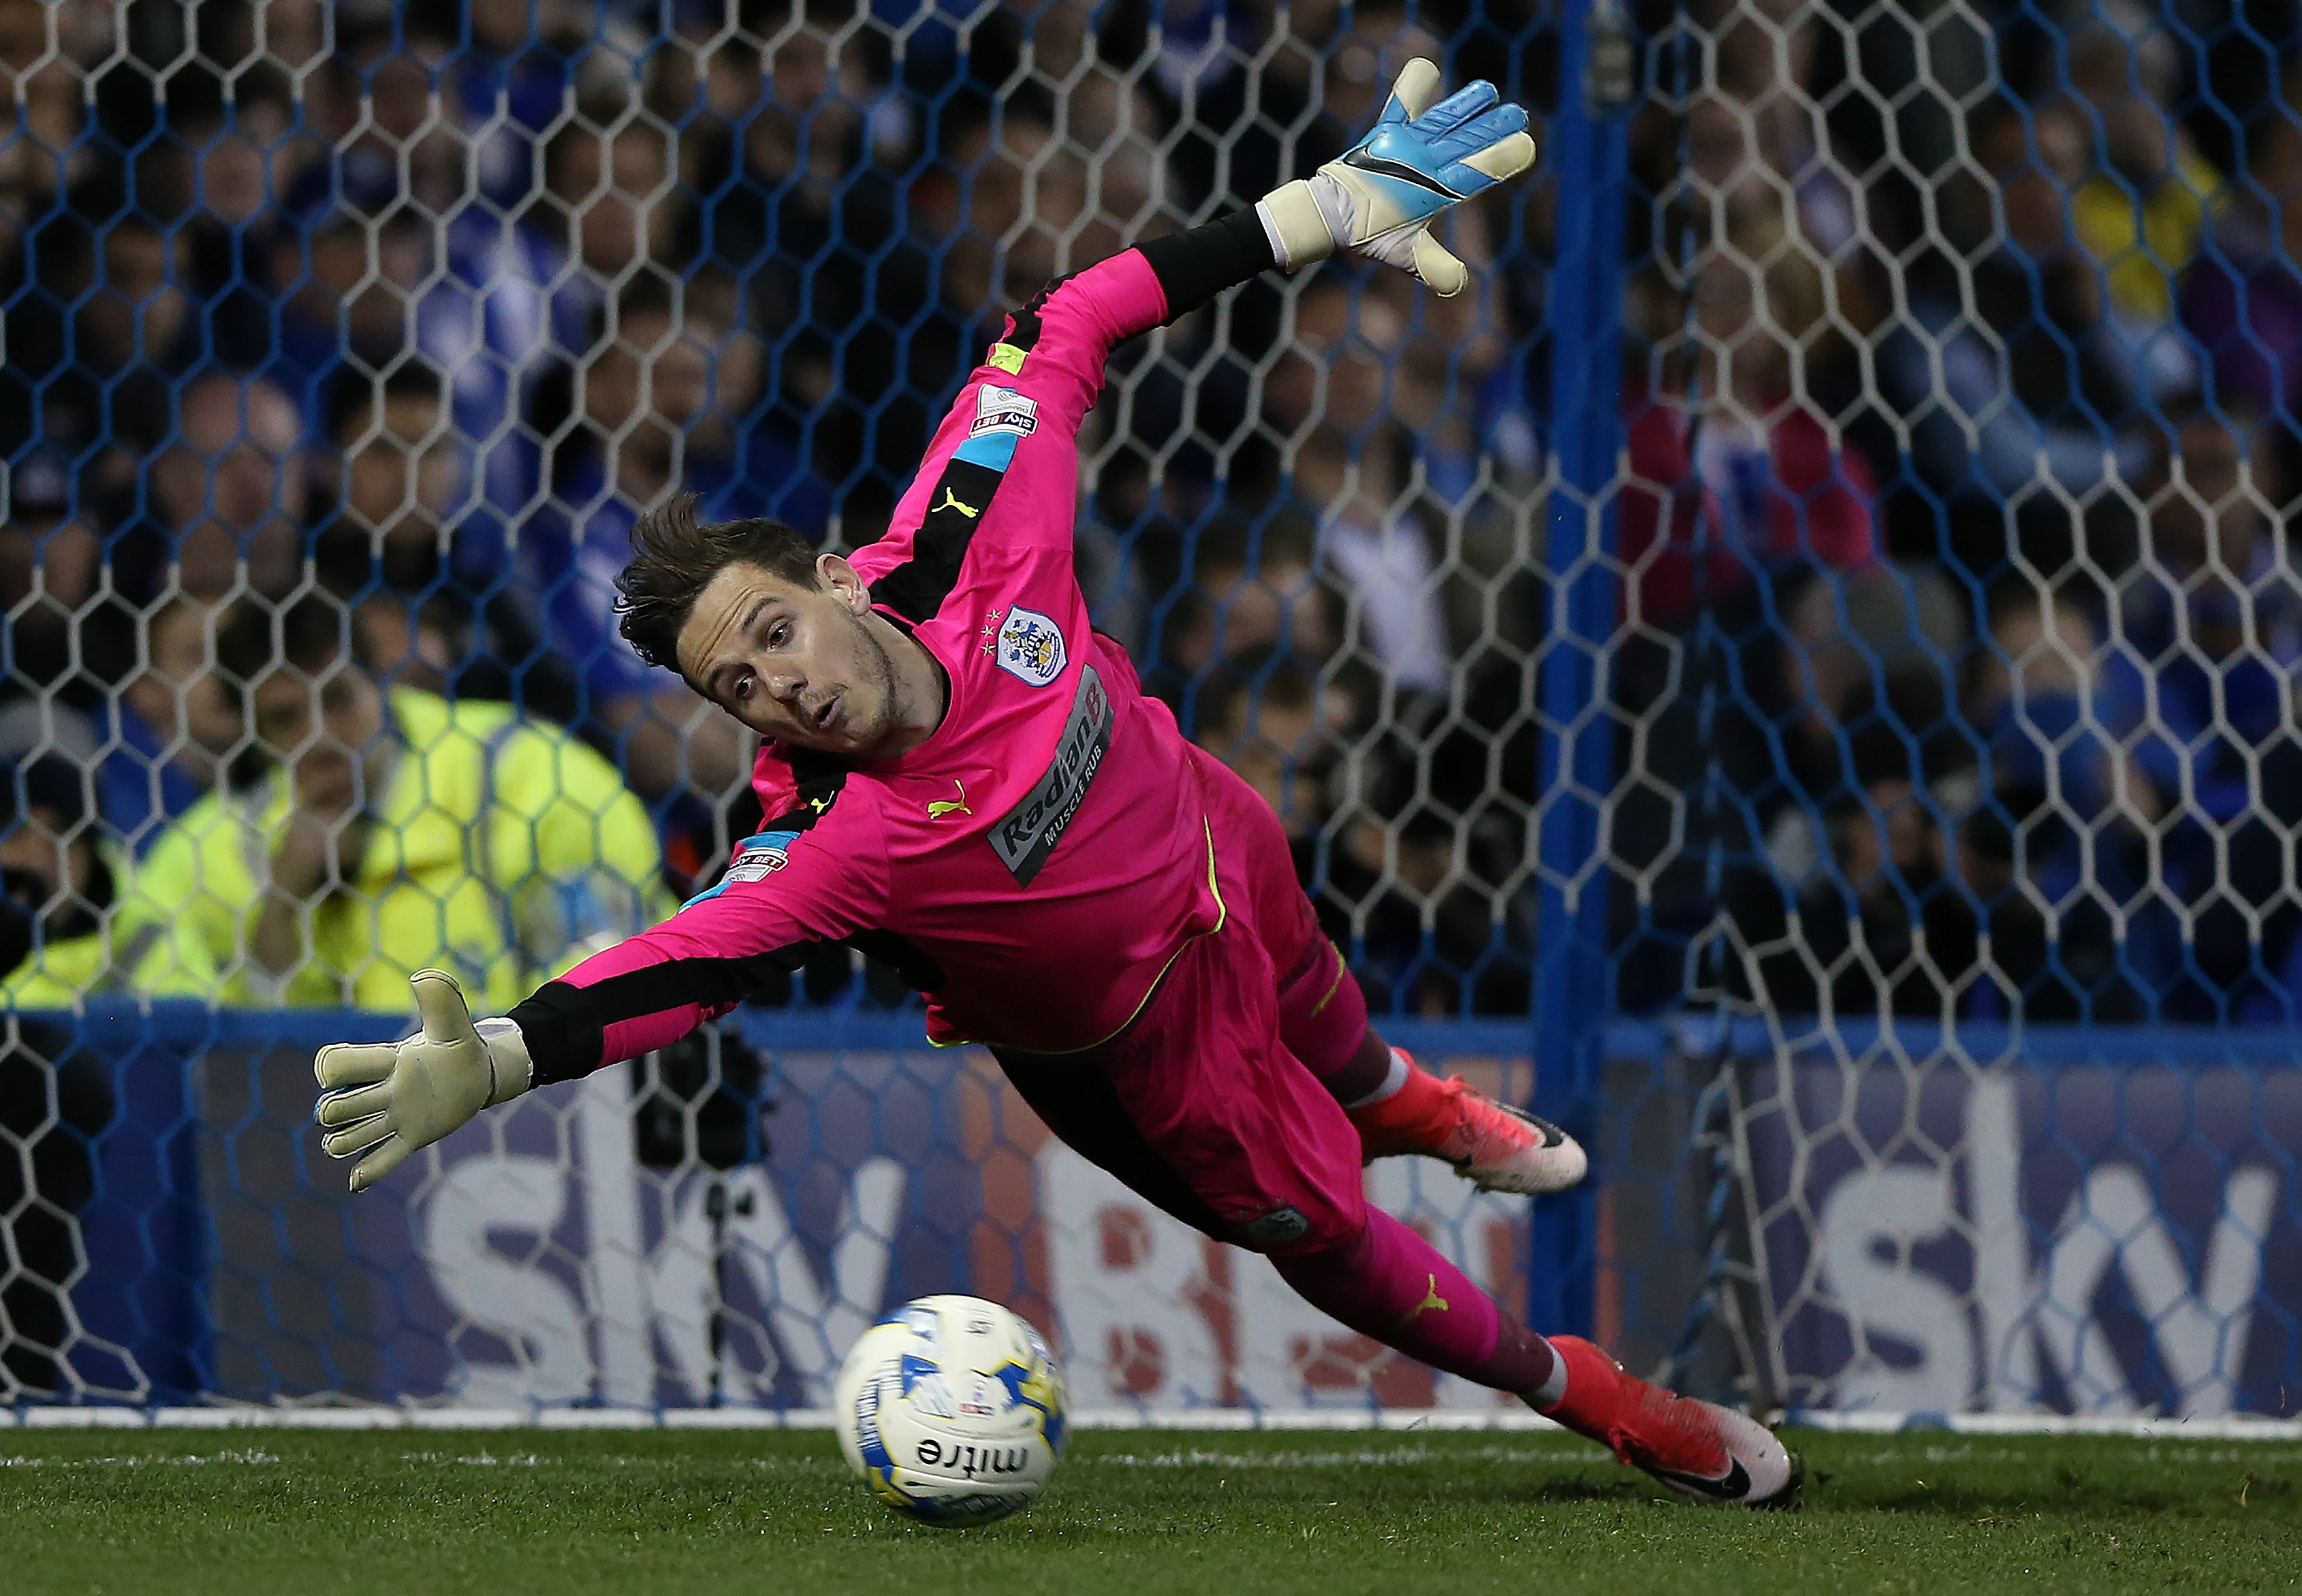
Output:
top-left (1603, 0), bottom-right (2302, 1417)
top-left (0, 0), bottom-right (2292, 1421)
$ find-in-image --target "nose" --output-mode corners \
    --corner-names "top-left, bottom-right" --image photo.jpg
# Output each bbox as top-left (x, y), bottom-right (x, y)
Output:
top-left (768, 665), bottom-right (806, 703)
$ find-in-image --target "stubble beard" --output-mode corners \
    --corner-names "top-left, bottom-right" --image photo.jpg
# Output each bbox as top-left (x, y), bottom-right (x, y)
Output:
top-left (853, 609), bottom-right (905, 754)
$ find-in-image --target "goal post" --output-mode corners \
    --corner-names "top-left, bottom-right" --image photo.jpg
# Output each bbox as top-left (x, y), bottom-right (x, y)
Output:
top-left (1530, 0), bottom-right (1635, 1341)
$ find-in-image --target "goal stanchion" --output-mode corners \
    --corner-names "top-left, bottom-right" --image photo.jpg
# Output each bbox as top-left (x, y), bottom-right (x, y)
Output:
top-left (1527, 0), bottom-right (1635, 1342)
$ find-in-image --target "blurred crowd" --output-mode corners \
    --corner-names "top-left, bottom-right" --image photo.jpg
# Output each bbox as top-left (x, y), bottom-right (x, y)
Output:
top-left (0, 0), bottom-right (2297, 1034)
top-left (1603, 0), bottom-right (2302, 1027)
top-left (0, 0), bottom-right (1549, 1024)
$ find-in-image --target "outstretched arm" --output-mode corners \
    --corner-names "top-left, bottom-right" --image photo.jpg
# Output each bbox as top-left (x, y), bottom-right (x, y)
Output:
top-left (885, 60), bottom-right (1534, 567)
top-left (992, 61), bottom-right (1534, 406)
top-left (311, 64), bottom-right (1533, 1193)
top-left (315, 788), bottom-right (890, 1192)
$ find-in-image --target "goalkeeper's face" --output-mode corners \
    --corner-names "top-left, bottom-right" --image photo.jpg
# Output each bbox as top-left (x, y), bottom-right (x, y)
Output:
top-left (676, 555), bottom-right (915, 756)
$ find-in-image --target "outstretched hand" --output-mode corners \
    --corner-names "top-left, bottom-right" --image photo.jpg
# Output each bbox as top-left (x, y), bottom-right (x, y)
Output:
top-left (1259, 59), bottom-right (1536, 296)
top-left (313, 969), bottom-right (534, 1193)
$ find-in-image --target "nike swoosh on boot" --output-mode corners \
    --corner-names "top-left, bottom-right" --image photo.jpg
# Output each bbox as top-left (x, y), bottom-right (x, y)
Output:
top-left (1655, 1459), bottom-right (1751, 1501)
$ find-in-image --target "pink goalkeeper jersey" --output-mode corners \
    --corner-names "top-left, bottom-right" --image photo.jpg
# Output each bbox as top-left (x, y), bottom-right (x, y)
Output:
top-left (511, 236), bottom-right (1268, 1073)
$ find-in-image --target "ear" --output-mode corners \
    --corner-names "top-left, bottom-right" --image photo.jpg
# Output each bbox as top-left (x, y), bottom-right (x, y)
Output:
top-left (819, 553), bottom-right (870, 614)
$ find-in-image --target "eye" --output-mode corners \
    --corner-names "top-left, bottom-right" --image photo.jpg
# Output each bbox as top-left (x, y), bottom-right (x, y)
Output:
top-left (732, 673), bottom-right (756, 702)
top-left (769, 622), bottom-right (791, 648)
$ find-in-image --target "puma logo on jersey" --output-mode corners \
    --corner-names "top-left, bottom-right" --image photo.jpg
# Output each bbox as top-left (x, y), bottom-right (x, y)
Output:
top-left (935, 488), bottom-right (979, 520)
top-left (928, 780), bottom-right (972, 820)
top-left (1400, 1274), bottom-right (1450, 1324)
top-left (808, 795), bottom-right (832, 814)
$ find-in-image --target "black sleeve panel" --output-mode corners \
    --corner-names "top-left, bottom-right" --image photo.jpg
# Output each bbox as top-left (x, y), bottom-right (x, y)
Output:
top-left (509, 947), bottom-right (815, 1087)
top-left (1135, 209), bottom-right (1280, 323)
top-left (507, 982), bottom-right (608, 1087)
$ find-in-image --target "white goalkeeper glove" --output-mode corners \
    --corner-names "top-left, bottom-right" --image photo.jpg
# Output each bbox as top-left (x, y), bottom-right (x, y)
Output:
top-left (1257, 59), bottom-right (1536, 296)
top-left (313, 969), bottom-right (533, 1193)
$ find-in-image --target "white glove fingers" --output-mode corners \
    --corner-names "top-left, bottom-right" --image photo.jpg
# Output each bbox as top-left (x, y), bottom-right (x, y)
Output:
top-left (314, 1041), bottom-right (396, 1089)
top-left (410, 968), bottom-right (475, 1045)
top-left (321, 1115), bottom-right (394, 1160)
top-left (1454, 129), bottom-right (1538, 187)
top-left (349, 1135), bottom-right (412, 1194)
top-left (1381, 59), bottom-right (1442, 124)
top-left (315, 1080), bottom-right (393, 1128)
top-left (1410, 232), bottom-right (1470, 298)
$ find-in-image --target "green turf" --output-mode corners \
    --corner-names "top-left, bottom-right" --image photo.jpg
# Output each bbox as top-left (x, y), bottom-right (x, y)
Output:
top-left (5, 1426), bottom-right (2297, 1595)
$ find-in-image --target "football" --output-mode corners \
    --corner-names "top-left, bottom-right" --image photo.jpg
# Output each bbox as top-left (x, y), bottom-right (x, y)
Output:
top-left (832, 1294), bottom-right (1069, 1526)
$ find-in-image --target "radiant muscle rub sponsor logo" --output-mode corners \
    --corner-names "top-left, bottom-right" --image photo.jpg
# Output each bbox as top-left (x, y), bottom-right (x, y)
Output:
top-left (990, 665), bottom-right (1111, 886)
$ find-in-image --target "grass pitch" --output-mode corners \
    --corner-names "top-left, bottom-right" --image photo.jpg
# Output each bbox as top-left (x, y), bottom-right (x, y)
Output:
top-left (5, 1426), bottom-right (2297, 1595)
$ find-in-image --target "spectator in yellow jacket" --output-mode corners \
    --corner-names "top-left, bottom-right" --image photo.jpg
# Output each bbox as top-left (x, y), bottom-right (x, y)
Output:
top-left (121, 596), bottom-right (669, 1009)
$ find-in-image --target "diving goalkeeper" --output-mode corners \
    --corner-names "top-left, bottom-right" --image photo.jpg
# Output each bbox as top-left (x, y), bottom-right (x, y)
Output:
top-left (314, 65), bottom-right (1799, 1506)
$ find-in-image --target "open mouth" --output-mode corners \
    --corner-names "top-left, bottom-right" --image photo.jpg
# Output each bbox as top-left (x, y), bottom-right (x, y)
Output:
top-left (811, 695), bottom-right (840, 733)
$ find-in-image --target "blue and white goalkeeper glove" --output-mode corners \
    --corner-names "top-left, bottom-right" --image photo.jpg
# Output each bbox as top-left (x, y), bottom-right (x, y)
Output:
top-left (1257, 59), bottom-right (1535, 296)
top-left (314, 970), bottom-right (533, 1192)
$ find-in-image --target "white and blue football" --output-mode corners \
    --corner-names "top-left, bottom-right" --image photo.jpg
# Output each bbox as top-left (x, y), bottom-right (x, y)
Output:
top-left (832, 1293), bottom-right (1067, 1526)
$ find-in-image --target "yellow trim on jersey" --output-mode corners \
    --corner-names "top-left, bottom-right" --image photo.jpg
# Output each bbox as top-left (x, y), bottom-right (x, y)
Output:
top-left (1202, 815), bottom-right (1229, 926)
top-left (986, 342), bottom-right (1028, 374)
top-left (1306, 942), bottom-right (1350, 1017)
top-left (924, 819), bottom-right (1227, 1055)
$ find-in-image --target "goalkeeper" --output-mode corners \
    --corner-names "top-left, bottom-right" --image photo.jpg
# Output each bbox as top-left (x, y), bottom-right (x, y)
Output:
top-left (315, 66), bottom-right (1799, 1506)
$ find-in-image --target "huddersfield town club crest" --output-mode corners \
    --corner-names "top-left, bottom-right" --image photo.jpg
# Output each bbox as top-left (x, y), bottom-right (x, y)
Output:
top-left (995, 606), bottom-right (1067, 686)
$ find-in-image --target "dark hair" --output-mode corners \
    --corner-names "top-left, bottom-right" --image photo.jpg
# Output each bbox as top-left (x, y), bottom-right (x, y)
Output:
top-left (617, 494), bottom-right (821, 671)
top-left (543, 85), bottom-right (657, 195)
top-left (1835, 664), bottom-right (1965, 797)
top-left (216, 593), bottom-right (358, 685)
top-left (579, 278), bottom-right (680, 351)
top-left (1188, 517), bottom-right (1315, 588)
top-left (0, 753), bottom-right (96, 833)
top-left (328, 363), bottom-right (446, 442)
top-left (1195, 650), bottom-right (1321, 743)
